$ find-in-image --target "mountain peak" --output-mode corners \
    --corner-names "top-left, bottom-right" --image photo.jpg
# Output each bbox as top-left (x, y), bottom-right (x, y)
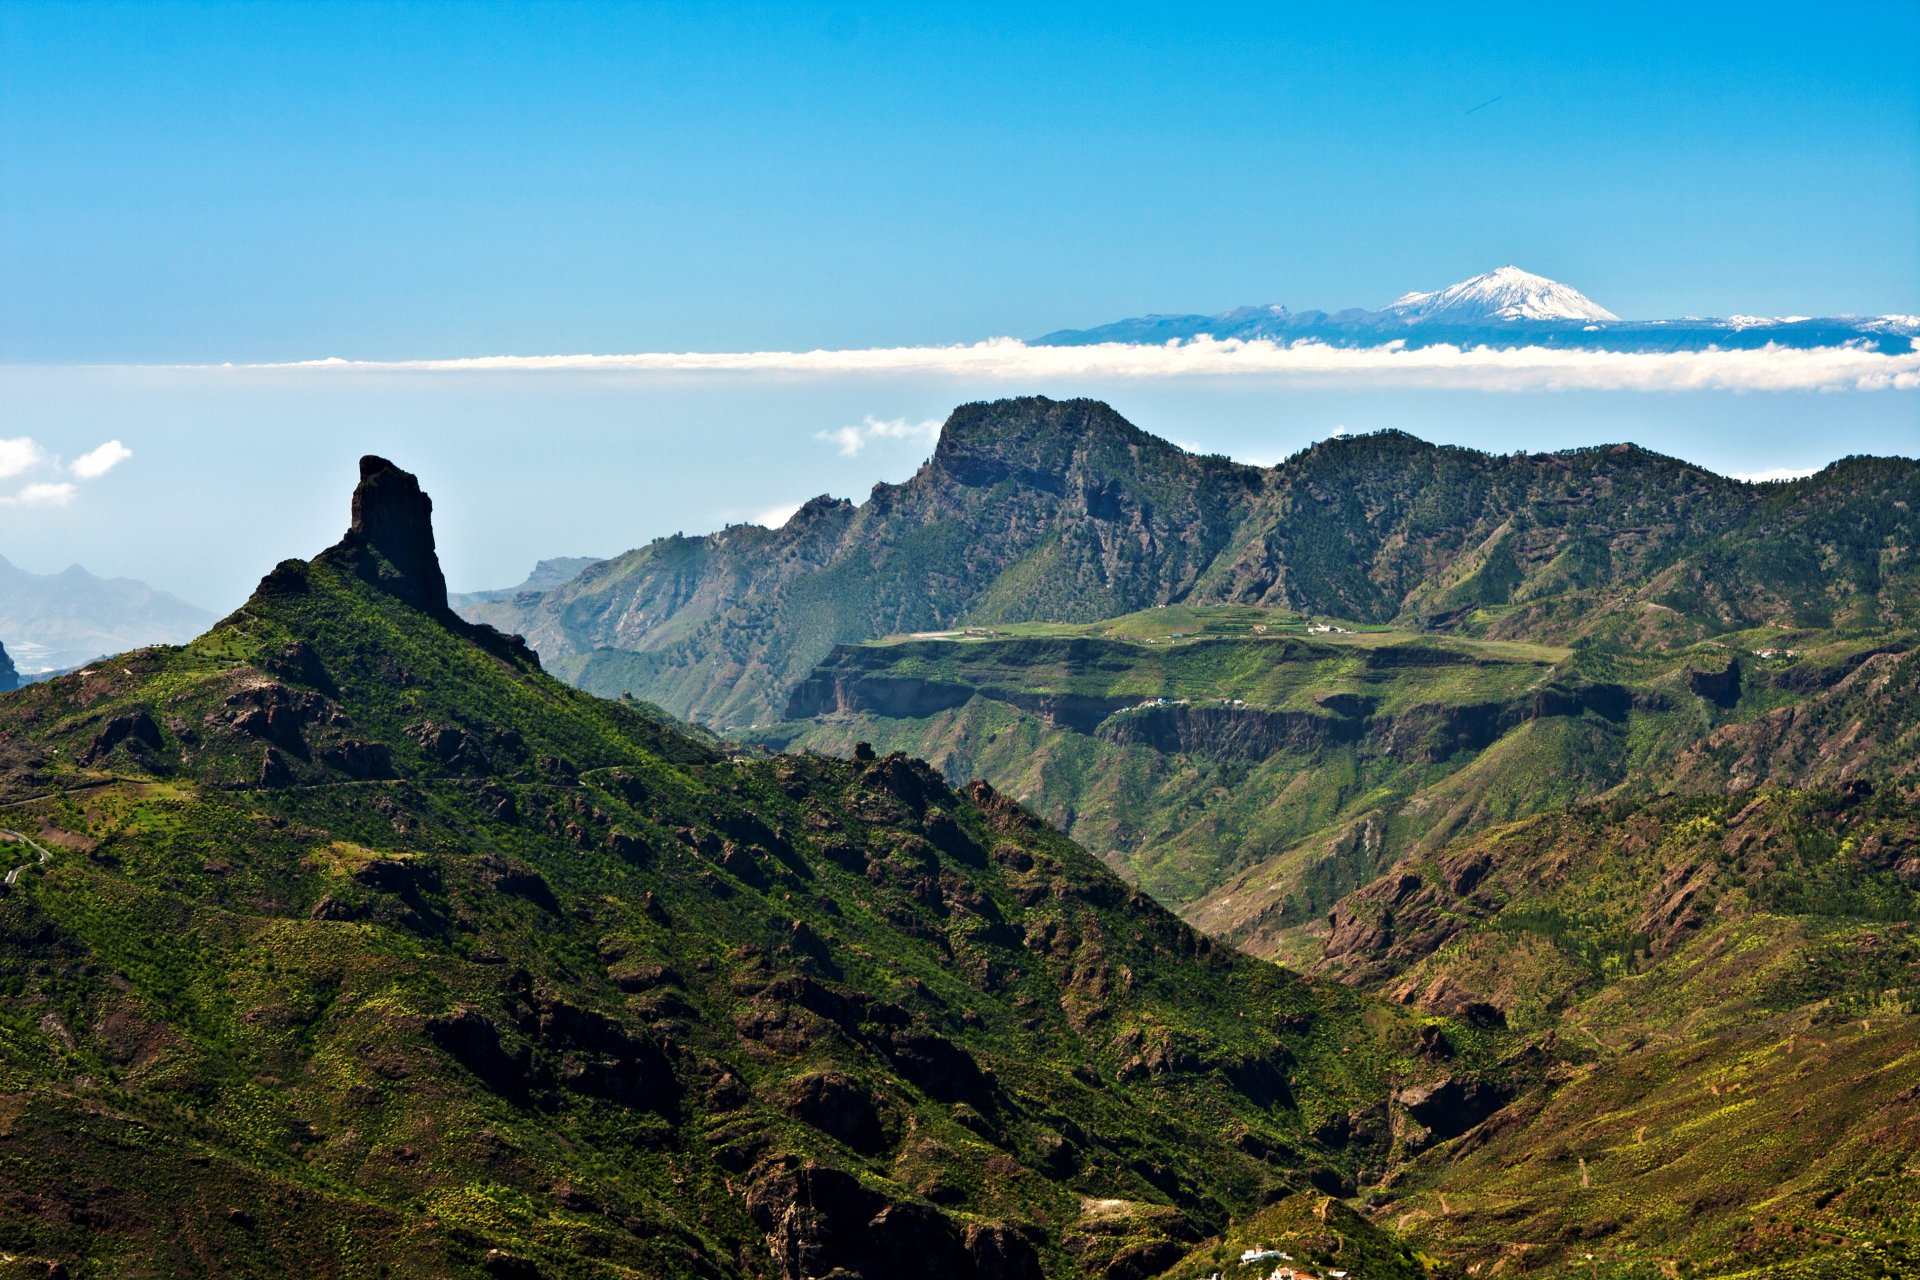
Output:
top-left (934, 396), bottom-right (1158, 459)
top-left (1386, 266), bottom-right (1619, 323)
top-left (325, 455), bottom-right (451, 615)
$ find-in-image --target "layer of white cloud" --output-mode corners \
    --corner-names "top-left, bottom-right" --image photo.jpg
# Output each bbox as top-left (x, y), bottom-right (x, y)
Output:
top-left (238, 337), bottom-right (1920, 393)
top-left (70, 439), bottom-right (132, 479)
top-left (0, 437), bottom-right (47, 480)
top-left (816, 415), bottom-right (944, 456)
top-left (1727, 465), bottom-right (1823, 483)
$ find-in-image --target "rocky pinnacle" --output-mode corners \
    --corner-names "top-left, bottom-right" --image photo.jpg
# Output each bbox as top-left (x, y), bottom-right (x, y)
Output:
top-left (337, 455), bottom-right (451, 614)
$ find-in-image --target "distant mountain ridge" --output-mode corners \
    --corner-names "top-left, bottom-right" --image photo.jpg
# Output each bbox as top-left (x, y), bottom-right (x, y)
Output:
top-left (1035, 266), bottom-right (1920, 354)
top-left (463, 397), bottom-right (1920, 727)
top-left (448, 555), bottom-right (602, 609)
top-left (0, 554), bottom-right (214, 674)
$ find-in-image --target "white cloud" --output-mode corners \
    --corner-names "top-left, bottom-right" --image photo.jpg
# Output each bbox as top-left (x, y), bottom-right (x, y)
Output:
top-left (1727, 465), bottom-right (1822, 483)
top-left (5, 482), bottom-right (77, 506)
top-left (70, 439), bottom-right (132, 479)
top-left (815, 415), bottom-right (944, 456)
top-left (751, 500), bottom-right (804, 528)
top-left (0, 437), bottom-right (46, 480)
top-left (215, 336), bottom-right (1920, 394)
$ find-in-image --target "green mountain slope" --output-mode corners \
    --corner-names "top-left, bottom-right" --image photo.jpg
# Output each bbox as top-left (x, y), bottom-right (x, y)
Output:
top-left (463, 398), bottom-right (1920, 729)
top-left (753, 605), bottom-right (1915, 962)
top-left (0, 458), bottom-right (1472, 1280)
top-left (1320, 789), bottom-right (1920, 1276)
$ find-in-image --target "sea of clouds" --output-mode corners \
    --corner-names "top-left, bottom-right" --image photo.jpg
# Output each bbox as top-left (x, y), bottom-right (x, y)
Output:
top-left (247, 336), bottom-right (1920, 394)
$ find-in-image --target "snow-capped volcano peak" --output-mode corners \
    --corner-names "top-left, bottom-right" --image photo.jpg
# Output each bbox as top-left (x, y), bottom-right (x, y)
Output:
top-left (1385, 265), bottom-right (1619, 323)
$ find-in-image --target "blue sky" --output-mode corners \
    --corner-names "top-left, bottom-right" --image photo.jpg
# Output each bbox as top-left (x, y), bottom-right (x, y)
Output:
top-left (0, 2), bottom-right (1916, 608)
top-left (5, 0), bottom-right (1917, 360)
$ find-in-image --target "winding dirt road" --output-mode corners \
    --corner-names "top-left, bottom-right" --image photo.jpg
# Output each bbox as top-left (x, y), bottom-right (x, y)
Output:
top-left (1, 829), bottom-right (53, 887)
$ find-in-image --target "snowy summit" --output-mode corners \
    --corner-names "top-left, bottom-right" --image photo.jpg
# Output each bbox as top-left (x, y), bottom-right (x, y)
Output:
top-left (1384, 265), bottom-right (1620, 324)
top-left (1034, 267), bottom-right (1915, 352)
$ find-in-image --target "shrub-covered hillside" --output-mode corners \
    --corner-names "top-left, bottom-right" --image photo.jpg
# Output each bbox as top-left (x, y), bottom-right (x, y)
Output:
top-left (0, 459), bottom-right (1469, 1280)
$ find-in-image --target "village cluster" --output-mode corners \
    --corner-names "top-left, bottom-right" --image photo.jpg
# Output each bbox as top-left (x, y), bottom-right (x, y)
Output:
top-left (1196, 1247), bottom-right (1352, 1280)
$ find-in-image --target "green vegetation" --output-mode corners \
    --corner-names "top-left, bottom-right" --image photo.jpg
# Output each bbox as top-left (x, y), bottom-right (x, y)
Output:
top-left (0, 461), bottom-right (1469, 1279)
top-left (760, 611), bottom-right (1916, 956)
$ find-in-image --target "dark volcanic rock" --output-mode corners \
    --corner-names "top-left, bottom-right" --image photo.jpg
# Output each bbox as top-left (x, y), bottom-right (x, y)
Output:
top-left (306, 455), bottom-right (543, 669)
top-left (1688, 658), bottom-right (1742, 708)
top-left (336, 455), bottom-right (450, 613)
top-left (1099, 703), bottom-right (1360, 759)
top-left (766, 1070), bottom-right (888, 1153)
top-left (1103, 1240), bottom-right (1186, 1280)
top-left (426, 1007), bottom-right (533, 1099)
top-left (746, 1159), bottom-right (1031, 1280)
top-left (1395, 1074), bottom-right (1511, 1144)
top-left (81, 710), bottom-right (164, 764)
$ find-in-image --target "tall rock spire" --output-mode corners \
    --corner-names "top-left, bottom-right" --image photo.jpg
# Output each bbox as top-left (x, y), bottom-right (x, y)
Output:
top-left (329, 456), bottom-right (451, 614)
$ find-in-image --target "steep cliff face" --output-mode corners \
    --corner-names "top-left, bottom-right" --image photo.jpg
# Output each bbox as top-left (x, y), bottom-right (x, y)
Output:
top-left (790, 635), bottom-right (1645, 767)
top-left (0, 638), bottom-right (17, 692)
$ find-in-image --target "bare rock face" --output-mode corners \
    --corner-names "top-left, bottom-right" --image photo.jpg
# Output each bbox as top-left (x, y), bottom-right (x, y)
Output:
top-left (745, 1158), bottom-right (1041, 1280)
top-left (0, 639), bottom-right (16, 692)
top-left (1394, 1074), bottom-right (1512, 1150)
top-left (329, 456), bottom-right (451, 614)
top-left (764, 1070), bottom-right (887, 1153)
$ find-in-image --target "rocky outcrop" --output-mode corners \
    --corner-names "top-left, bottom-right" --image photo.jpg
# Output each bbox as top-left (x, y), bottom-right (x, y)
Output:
top-left (764, 1070), bottom-right (888, 1153)
top-left (331, 455), bottom-right (450, 613)
top-left (1687, 657), bottom-right (1742, 708)
top-left (81, 710), bottom-right (164, 764)
top-left (785, 671), bottom-right (975, 720)
top-left (1637, 861), bottom-right (1716, 955)
top-left (1395, 1074), bottom-right (1512, 1149)
top-left (0, 639), bottom-right (16, 692)
top-left (1314, 842), bottom-right (1513, 991)
top-left (1366, 682), bottom-right (1640, 764)
top-left (426, 989), bottom-right (676, 1111)
top-left (1317, 872), bottom-right (1458, 987)
top-left (745, 1159), bottom-right (1041, 1280)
